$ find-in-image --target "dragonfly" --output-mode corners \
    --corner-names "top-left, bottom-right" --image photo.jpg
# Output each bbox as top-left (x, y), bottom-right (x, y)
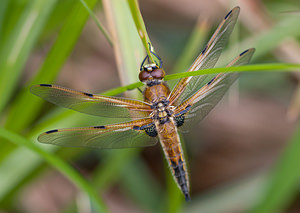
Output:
top-left (31, 7), bottom-right (254, 201)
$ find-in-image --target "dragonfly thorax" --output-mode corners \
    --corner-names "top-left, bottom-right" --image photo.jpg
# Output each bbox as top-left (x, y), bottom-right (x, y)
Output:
top-left (150, 100), bottom-right (174, 125)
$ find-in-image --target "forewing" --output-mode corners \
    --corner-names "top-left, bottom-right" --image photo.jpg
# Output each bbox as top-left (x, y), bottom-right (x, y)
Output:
top-left (169, 7), bottom-right (240, 105)
top-left (38, 118), bottom-right (158, 149)
top-left (31, 84), bottom-right (152, 118)
top-left (174, 48), bottom-right (255, 132)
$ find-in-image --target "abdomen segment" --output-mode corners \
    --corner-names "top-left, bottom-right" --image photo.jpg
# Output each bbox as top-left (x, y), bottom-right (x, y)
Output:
top-left (156, 120), bottom-right (191, 201)
top-left (170, 154), bottom-right (190, 201)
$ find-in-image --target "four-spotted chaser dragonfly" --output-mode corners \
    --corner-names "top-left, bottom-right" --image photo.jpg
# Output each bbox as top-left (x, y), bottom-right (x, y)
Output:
top-left (31, 7), bottom-right (254, 201)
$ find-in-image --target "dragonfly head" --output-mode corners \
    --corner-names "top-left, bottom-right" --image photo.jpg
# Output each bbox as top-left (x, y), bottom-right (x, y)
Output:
top-left (139, 63), bottom-right (165, 82)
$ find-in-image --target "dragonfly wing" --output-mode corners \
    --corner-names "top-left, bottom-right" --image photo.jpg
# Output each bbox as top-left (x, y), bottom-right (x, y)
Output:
top-left (169, 7), bottom-right (240, 105)
top-left (38, 118), bottom-right (158, 149)
top-left (174, 48), bottom-right (255, 132)
top-left (31, 84), bottom-right (152, 118)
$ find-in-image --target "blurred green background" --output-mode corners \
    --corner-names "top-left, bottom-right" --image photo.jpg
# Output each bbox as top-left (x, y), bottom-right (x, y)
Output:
top-left (1, 0), bottom-right (300, 212)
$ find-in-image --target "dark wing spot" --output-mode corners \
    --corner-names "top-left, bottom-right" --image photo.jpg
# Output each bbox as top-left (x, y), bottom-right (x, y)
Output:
top-left (83, 92), bottom-right (94, 97)
top-left (40, 84), bottom-right (52, 87)
top-left (133, 126), bottom-right (141, 130)
top-left (224, 9), bottom-right (232, 19)
top-left (240, 49), bottom-right (249, 56)
top-left (207, 76), bottom-right (216, 86)
top-left (45, 129), bottom-right (58, 134)
top-left (94, 126), bottom-right (105, 129)
top-left (201, 46), bottom-right (207, 54)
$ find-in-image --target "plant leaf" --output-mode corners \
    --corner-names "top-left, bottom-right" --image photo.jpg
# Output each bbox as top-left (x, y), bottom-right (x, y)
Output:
top-left (0, 128), bottom-right (108, 213)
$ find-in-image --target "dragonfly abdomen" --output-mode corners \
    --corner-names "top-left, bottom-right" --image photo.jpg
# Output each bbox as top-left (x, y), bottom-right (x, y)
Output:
top-left (156, 120), bottom-right (191, 201)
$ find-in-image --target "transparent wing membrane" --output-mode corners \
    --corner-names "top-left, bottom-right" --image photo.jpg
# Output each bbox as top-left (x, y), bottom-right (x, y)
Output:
top-left (169, 7), bottom-right (240, 105)
top-left (174, 48), bottom-right (255, 131)
top-left (38, 119), bottom-right (158, 149)
top-left (31, 84), bottom-right (152, 118)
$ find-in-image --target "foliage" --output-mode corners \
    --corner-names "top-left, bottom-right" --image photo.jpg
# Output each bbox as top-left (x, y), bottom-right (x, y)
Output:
top-left (0, 0), bottom-right (300, 212)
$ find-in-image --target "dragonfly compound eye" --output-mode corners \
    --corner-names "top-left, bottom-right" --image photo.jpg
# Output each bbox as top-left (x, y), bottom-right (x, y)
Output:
top-left (139, 71), bottom-right (151, 81)
top-left (151, 68), bottom-right (165, 79)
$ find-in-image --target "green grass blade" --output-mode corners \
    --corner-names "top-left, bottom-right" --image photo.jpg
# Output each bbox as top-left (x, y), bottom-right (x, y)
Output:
top-left (5, 0), bottom-right (98, 132)
top-left (248, 125), bottom-right (300, 213)
top-left (0, 0), bottom-right (58, 114)
top-left (0, 0), bottom-right (9, 42)
top-left (79, 0), bottom-right (113, 46)
top-left (0, 1), bottom-right (27, 46)
top-left (165, 63), bottom-right (300, 80)
top-left (104, 0), bottom-right (144, 85)
top-left (120, 159), bottom-right (164, 212)
top-left (0, 111), bottom-right (97, 202)
top-left (127, 0), bottom-right (155, 64)
top-left (0, 146), bottom-right (42, 203)
top-left (0, 128), bottom-right (108, 213)
top-left (92, 150), bottom-right (139, 190)
top-left (100, 63), bottom-right (300, 96)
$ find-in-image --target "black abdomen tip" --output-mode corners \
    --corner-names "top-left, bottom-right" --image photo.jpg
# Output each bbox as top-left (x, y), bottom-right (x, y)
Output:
top-left (185, 193), bottom-right (191, 202)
